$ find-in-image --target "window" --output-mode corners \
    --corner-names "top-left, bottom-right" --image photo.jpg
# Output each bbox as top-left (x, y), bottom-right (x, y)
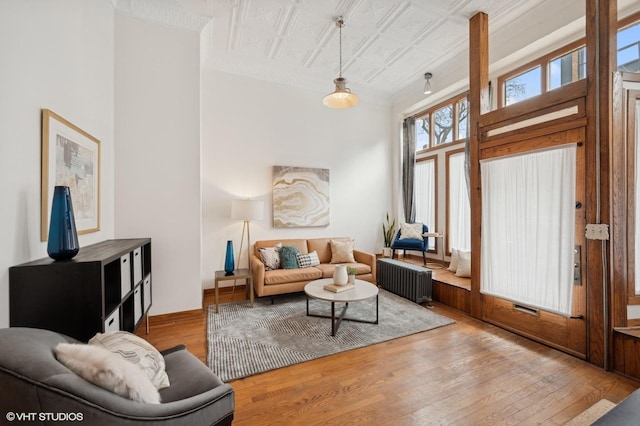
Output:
top-left (447, 150), bottom-right (471, 253)
top-left (416, 115), bottom-right (430, 151)
top-left (414, 156), bottom-right (437, 251)
top-left (414, 93), bottom-right (468, 152)
top-left (504, 66), bottom-right (542, 106)
top-left (498, 14), bottom-right (640, 106)
top-left (481, 145), bottom-right (576, 316)
top-left (549, 47), bottom-right (586, 90)
top-left (618, 19), bottom-right (640, 72)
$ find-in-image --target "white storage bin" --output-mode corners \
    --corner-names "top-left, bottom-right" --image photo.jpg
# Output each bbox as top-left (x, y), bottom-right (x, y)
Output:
top-left (105, 309), bottom-right (120, 332)
top-left (120, 253), bottom-right (131, 298)
top-left (143, 275), bottom-right (151, 311)
top-left (134, 286), bottom-right (142, 323)
top-left (133, 247), bottom-right (142, 285)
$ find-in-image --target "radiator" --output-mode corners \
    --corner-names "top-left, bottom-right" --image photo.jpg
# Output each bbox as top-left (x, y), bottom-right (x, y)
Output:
top-left (376, 258), bottom-right (432, 306)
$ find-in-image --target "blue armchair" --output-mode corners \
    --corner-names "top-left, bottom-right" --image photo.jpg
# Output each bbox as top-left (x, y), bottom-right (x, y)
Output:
top-left (391, 223), bottom-right (429, 265)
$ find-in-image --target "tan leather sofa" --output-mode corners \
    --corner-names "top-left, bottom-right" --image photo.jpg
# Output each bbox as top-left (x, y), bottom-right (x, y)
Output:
top-left (250, 237), bottom-right (376, 297)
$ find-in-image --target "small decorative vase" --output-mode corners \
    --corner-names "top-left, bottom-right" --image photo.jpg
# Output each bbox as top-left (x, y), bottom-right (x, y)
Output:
top-left (224, 240), bottom-right (235, 275)
top-left (348, 274), bottom-right (355, 284)
top-left (333, 264), bottom-right (348, 286)
top-left (47, 186), bottom-right (80, 261)
top-left (382, 247), bottom-right (392, 258)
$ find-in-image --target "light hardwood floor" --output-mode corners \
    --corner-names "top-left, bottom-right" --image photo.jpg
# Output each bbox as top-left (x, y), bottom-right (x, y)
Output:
top-left (137, 288), bottom-right (639, 425)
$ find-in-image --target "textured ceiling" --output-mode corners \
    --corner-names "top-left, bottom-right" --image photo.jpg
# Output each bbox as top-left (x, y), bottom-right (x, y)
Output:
top-left (112, 0), bottom-right (557, 98)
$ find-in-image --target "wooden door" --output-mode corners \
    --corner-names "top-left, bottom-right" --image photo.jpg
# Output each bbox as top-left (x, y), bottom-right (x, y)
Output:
top-left (479, 127), bottom-right (587, 359)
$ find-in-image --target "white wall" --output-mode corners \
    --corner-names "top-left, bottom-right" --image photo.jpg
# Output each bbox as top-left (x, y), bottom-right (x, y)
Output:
top-left (0, 0), bottom-right (115, 328)
top-left (114, 14), bottom-right (202, 315)
top-left (201, 70), bottom-right (392, 289)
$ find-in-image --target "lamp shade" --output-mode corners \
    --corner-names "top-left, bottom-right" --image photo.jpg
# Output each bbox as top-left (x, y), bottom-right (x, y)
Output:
top-left (322, 77), bottom-right (359, 109)
top-left (231, 199), bottom-right (264, 221)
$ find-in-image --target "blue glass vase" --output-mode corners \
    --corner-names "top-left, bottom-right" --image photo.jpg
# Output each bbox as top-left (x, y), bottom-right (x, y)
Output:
top-left (224, 240), bottom-right (235, 275)
top-left (47, 186), bottom-right (80, 260)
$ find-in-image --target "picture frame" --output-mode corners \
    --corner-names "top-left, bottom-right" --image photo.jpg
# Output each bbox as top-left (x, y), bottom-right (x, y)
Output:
top-left (272, 165), bottom-right (330, 228)
top-left (41, 109), bottom-right (101, 241)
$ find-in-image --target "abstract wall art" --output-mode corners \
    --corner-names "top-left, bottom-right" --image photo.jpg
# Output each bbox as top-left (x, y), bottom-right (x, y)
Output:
top-left (41, 109), bottom-right (101, 240)
top-left (272, 166), bottom-right (329, 227)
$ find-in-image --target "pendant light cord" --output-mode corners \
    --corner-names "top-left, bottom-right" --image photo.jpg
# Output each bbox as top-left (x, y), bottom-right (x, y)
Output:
top-left (338, 17), bottom-right (343, 78)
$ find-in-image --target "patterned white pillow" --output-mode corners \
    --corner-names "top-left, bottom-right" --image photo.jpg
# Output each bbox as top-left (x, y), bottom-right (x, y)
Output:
top-left (296, 251), bottom-right (320, 268)
top-left (330, 240), bottom-right (356, 264)
top-left (258, 243), bottom-right (282, 270)
top-left (89, 331), bottom-right (170, 390)
top-left (399, 222), bottom-right (424, 240)
top-left (55, 343), bottom-right (161, 404)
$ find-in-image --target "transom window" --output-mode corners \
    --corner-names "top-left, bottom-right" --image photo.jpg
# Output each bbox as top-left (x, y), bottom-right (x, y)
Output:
top-left (415, 94), bottom-right (468, 153)
top-left (499, 13), bottom-right (640, 107)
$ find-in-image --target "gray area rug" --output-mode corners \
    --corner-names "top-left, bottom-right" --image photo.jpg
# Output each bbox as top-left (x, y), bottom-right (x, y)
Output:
top-left (207, 288), bottom-right (455, 382)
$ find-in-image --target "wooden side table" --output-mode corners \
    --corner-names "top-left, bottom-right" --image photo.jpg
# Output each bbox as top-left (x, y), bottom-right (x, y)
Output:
top-left (213, 269), bottom-right (254, 313)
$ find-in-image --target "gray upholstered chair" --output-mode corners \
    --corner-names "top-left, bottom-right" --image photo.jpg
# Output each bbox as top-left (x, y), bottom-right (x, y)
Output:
top-left (0, 327), bottom-right (234, 426)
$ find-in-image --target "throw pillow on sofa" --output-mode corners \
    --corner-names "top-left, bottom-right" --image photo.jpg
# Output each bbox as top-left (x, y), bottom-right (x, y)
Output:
top-left (296, 251), bottom-right (320, 268)
top-left (258, 243), bottom-right (282, 270)
top-left (330, 239), bottom-right (355, 263)
top-left (280, 246), bottom-right (300, 269)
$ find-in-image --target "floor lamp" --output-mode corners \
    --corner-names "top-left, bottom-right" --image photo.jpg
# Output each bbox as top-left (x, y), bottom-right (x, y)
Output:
top-left (231, 199), bottom-right (265, 273)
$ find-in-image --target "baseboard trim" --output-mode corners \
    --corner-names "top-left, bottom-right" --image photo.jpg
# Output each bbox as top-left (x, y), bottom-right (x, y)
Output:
top-left (145, 308), bottom-right (204, 326)
top-left (143, 286), bottom-right (250, 327)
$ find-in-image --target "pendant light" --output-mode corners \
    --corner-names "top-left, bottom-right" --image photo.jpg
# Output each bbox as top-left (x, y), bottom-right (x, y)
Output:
top-left (322, 16), bottom-right (359, 109)
top-left (423, 72), bottom-right (433, 95)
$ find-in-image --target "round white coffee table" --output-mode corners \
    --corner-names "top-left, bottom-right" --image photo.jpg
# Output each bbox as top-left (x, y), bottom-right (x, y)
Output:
top-left (304, 278), bottom-right (379, 336)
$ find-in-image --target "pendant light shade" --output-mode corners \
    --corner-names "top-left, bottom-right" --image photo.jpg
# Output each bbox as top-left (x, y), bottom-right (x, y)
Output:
top-left (423, 72), bottom-right (433, 95)
top-left (323, 17), bottom-right (359, 109)
top-left (322, 77), bottom-right (359, 108)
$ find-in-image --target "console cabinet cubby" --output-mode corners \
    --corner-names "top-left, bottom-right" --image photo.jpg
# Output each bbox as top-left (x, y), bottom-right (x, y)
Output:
top-left (9, 238), bottom-right (152, 342)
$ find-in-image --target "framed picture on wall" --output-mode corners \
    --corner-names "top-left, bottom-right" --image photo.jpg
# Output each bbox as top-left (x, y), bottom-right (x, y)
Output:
top-left (41, 109), bottom-right (101, 241)
top-left (272, 165), bottom-right (330, 227)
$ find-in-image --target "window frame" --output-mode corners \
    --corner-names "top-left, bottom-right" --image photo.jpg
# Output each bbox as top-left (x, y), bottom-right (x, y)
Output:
top-left (414, 155), bottom-right (438, 253)
top-left (445, 147), bottom-right (471, 256)
top-left (498, 40), bottom-right (585, 108)
top-left (414, 92), bottom-right (469, 154)
top-left (498, 12), bottom-right (640, 108)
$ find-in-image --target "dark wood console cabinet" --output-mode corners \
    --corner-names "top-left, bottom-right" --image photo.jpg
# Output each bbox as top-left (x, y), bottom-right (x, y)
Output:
top-left (9, 238), bottom-right (152, 342)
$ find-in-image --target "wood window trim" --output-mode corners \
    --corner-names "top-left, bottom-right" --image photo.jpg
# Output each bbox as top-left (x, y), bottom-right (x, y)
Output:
top-left (445, 147), bottom-right (466, 256)
top-left (497, 12), bottom-right (640, 109)
top-left (414, 92), bottom-right (469, 154)
top-left (498, 39), bottom-right (586, 108)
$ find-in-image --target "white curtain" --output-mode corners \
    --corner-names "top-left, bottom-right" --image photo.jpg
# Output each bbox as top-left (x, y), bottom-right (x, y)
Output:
top-left (415, 159), bottom-right (436, 250)
top-left (635, 101), bottom-right (640, 295)
top-left (449, 152), bottom-right (471, 251)
top-left (481, 145), bottom-right (576, 316)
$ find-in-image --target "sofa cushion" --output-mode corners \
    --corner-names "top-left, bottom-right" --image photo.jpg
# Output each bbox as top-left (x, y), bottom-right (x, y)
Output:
top-left (296, 251), bottom-right (320, 268)
top-left (264, 268), bottom-right (322, 285)
top-left (280, 246), bottom-right (300, 269)
top-left (315, 263), bottom-right (371, 279)
top-left (89, 330), bottom-right (170, 390)
top-left (330, 239), bottom-right (356, 263)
